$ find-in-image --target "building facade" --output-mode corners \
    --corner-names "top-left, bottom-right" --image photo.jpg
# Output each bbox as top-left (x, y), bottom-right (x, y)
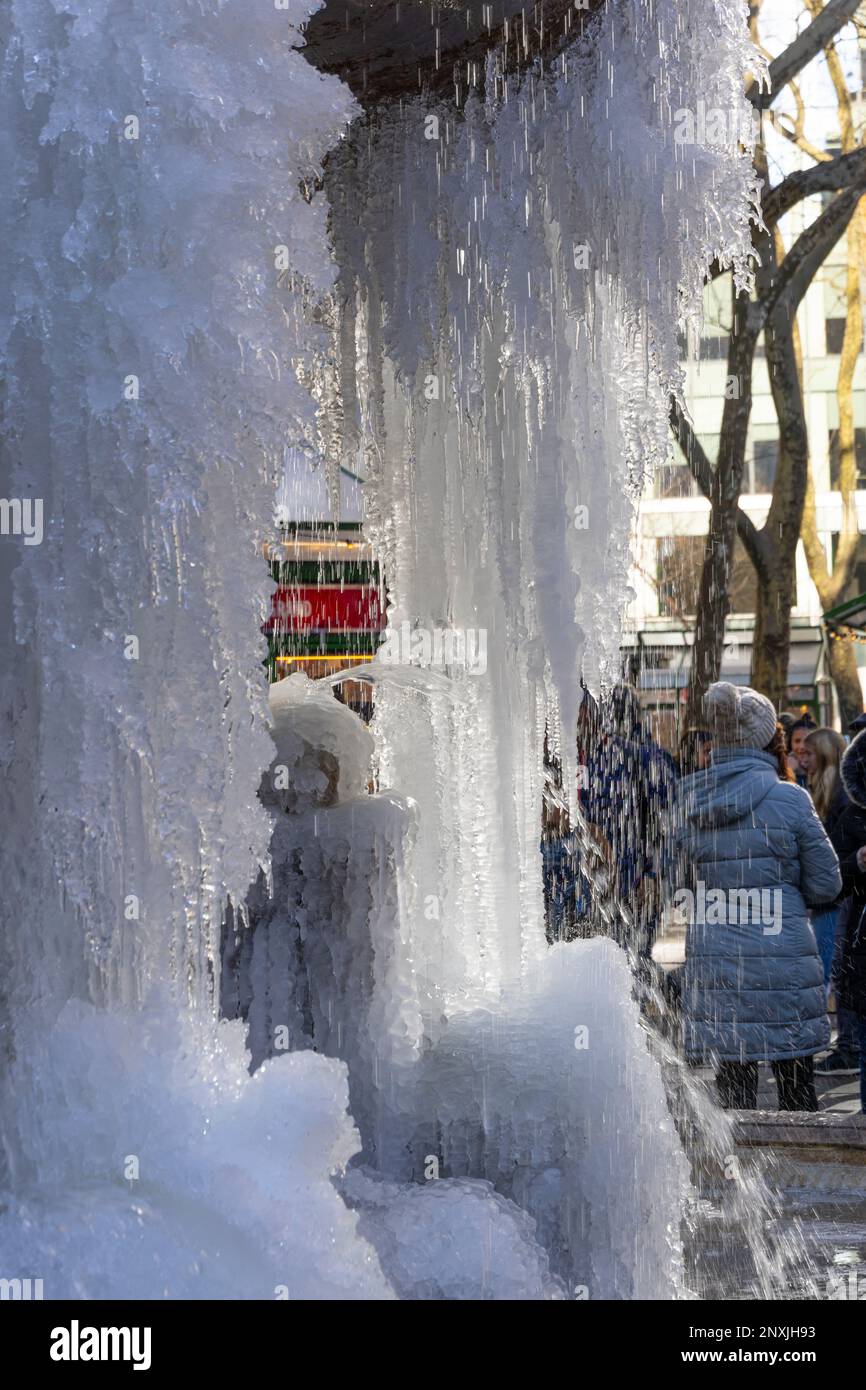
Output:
top-left (626, 54), bottom-right (866, 745)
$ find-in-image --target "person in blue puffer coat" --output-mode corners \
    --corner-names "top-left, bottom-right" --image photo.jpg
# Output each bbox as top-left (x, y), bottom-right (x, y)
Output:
top-left (672, 682), bottom-right (841, 1112)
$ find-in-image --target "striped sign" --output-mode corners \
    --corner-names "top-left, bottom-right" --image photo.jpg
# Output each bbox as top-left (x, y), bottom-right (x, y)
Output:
top-left (263, 585), bottom-right (382, 634)
top-left (263, 528), bottom-right (386, 679)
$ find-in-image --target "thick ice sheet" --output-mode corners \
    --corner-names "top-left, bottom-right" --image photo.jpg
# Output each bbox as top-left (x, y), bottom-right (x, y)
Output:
top-left (0, 0), bottom-right (761, 1300)
top-left (0, 1003), bottom-right (393, 1299)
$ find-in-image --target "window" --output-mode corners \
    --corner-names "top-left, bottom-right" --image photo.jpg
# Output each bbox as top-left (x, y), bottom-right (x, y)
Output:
top-left (826, 317), bottom-right (851, 354)
top-left (699, 334), bottom-right (728, 361)
top-left (653, 460), bottom-right (700, 499)
top-left (663, 436), bottom-right (777, 496)
top-left (656, 536), bottom-right (758, 617)
top-left (830, 534), bottom-right (866, 604)
top-left (752, 439), bottom-right (778, 493)
top-left (738, 437), bottom-right (778, 495)
top-left (677, 328), bottom-right (730, 363)
top-left (657, 536), bottom-right (703, 617)
top-left (829, 428), bottom-right (866, 490)
top-left (730, 540), bottom-right (759, 614)
top-left (821, 143), bottom-right (842, 208)
top-left (656, 432), bottom-right (718, 499)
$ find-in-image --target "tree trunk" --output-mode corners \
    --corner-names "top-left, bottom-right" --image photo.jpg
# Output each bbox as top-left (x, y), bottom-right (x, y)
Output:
top-left (755, 192), bottom-right (862, 710)
top-left (826, 636), bottom-right (864, 728)
top-left (684, 293), bottom-right (758, 728)
top-left (686, 509), bottom-right (738, 729)
top-left (748, 308), bottom-right (809, 706)
top-left (796, 21), bottom-right (864, 724)
top-left (750, 508), bottom-right (799, 708)
top-left (678, 8), bottom-right (866, 731)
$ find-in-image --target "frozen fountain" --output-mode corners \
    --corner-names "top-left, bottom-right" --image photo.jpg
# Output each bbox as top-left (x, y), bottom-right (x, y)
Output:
top-left (299, 0), bottom-right (762, 1296)
top-left (0, 0), bottom-right (792, 1300)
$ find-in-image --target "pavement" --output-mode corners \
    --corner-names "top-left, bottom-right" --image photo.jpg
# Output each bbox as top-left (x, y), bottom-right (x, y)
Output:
top-left (688, 1033), bottom-right (863, 1123)
top-left (781, 1064), bottom-right (862, 1117)
top-left (652, 911), bottom-right (864, 1122)
top-left (686, 1033), bottom-right (865, 1169)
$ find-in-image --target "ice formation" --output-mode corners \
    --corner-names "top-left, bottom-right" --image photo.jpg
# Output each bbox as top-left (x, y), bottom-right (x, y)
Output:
top-left (0, 1002), bottom-right (395, 1300)
top-left (222, 674), bottom-right (422, 1173)
top-left (1, 0), bottom-right (763, 1300)
top-left (304, 0), bottom-right (760, 1295)
top-left (326, 0), bottom-right (761, 1002)
top-left (342, 1166), bottom-right (567, 1301)
top-left (0, 0), bottom-right (387, 1296)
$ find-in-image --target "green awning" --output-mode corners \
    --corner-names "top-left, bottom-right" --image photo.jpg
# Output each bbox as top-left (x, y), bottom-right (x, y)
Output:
top-left (823, 592), bottom-right (866, 633)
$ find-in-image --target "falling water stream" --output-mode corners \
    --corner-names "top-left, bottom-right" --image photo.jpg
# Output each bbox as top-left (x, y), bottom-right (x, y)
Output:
top-left (0, 0), bottom-right (842, 1300)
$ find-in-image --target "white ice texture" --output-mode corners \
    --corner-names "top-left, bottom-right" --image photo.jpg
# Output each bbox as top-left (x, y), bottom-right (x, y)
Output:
top-left (309, 0), bottom-right (759, 1294)
top-left (0, 0), bottom-right (760, 1299)
top-left (0, 1002), bottom-right (395, 1300)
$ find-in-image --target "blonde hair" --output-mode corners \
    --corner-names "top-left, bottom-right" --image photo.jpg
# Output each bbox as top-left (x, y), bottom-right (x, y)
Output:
top-left (804, 727), bottom-right (846, 821)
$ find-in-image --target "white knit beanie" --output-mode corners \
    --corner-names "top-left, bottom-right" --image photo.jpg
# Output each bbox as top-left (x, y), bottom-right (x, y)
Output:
top-left (703, 681), bottom-right (778, 750)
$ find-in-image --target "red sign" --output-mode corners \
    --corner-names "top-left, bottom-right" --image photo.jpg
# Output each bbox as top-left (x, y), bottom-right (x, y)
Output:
top-left (264, 585), bottom-right (382, 634)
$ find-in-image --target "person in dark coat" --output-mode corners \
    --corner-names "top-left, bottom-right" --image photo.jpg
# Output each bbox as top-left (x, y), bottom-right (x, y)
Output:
top-left (829, 730), bottom-right (866, 1111)
top-left (800, 727), bottom-right (861, 1076)
top-left (584, 683), bottom-right (677, 954)
top-left (541, 712), bottom-right (596, 942)
top-left (673, 683), bottom-right (840, 1112)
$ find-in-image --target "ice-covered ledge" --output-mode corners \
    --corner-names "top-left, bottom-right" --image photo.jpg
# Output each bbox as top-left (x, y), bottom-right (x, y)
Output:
top-left (301, 0), bottom-right (607, 103)
top-left (733, 1110), bottom-right (866, 1158)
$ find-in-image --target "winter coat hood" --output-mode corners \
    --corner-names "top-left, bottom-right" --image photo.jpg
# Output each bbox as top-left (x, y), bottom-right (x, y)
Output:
top-left (681, 747), bottom-right (780, 829)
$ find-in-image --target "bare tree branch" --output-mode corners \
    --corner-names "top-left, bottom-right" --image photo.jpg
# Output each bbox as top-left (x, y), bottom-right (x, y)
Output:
top-left (807, 0), bottom-right (859, 152)
top-left (747, 0), bottom-right (861, 108)
top-left (686, 0), bottom-right (866, 713)
top-left (669, 397), bottom-right (714, 496)
top-left (766, 72), bottom-right (831, 164)
top-left (768, 109), bottom-right (832, 165)
top-left (763, 183), bottom-right (865, 319)
top-left (763, 147), bottom-right (866, 224)
top-left (668, 396), bottom-right (767, 561)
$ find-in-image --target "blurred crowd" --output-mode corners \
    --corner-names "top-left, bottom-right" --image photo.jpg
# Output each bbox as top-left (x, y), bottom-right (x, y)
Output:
top-left (542, 682), bottom-right (866, 1115)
